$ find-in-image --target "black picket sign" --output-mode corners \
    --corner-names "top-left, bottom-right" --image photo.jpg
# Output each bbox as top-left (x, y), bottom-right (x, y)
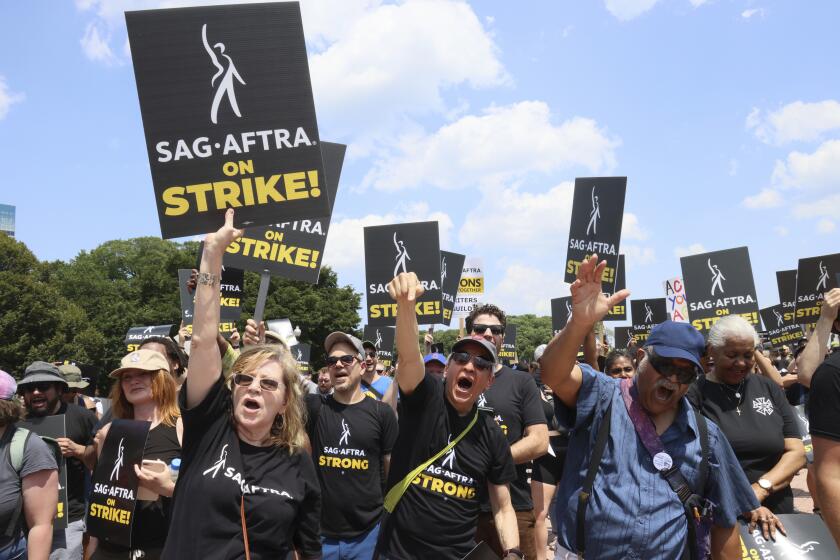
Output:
top-left (364, 221), bottom-right (442, 326)
top-left (124, 325), bottom-right (175, 351)
top-left (440, 251), bottom-right (466, 326)
top-left (739, 514), bottom-right (839, 558)
top-left (126, 2), bottom-right (328, 238)
top-left (605, 254), bottom-right (627, 321)
top-left (630, 298), bottom-right (668, 342)
top-left (794, 253), bottom-right (840, 325)
top-left (87, 419), bottom-right (152, 548)
top-left (499, 325), bottom-right (517, 363)
top-left (759, 305), bottom-right (805, 348)
top-left (363, 325), bottom-right (396, 366)
top-left (222, 142), bottom-right (346, 283)
top-left (613, 326), bottom-right (634, 350)
top-left (564, 177), bottom-right (627, 287)
top-left (680, 247), bottom-right (760, 334)
top-left (776, 269), bottom-right (797, 311)
top-left (20, 415), bottom-right (68, 529)
top-left (551, 296), bottom-right (573, 335)
top-left (290, 343), bottom-right (311, 374)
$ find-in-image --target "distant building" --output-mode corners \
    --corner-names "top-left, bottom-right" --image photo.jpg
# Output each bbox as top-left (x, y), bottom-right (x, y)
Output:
top-left (0, 204), bottom-right (15, 237)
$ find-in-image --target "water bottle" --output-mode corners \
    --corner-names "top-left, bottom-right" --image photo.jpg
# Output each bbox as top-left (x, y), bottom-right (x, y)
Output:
top-left (170, 458), bottom-right (181, 484)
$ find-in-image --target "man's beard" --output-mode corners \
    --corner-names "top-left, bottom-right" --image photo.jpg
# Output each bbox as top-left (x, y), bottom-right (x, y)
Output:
top-left (26, 395), bottom-right (59, 417)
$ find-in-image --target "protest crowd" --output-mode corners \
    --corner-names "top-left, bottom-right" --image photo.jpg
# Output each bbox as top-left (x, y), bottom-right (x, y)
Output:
top-left (3, 3), bottom-right (840, 560)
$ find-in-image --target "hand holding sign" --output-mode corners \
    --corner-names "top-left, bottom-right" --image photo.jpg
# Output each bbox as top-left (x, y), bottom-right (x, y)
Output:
top-left (244, 317), bottom-right (266, 346)
top-left (387, 272), bottom-right (425, 305)
top-left (747, 506), bottom-right (786, 541)
top-left (820, 287), bottom-right (840, 322)
top-left (570, 254), bottom-right (630, 329)
top-left (134, 460), bottom-right (174, 499)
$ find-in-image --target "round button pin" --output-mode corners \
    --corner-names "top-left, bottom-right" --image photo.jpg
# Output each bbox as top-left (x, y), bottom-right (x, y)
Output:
top-left (653, 452), bottom-right (673, 471)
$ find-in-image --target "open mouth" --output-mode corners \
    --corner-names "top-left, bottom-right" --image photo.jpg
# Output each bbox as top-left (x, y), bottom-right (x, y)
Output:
top-left (243, 398), bottom-right (261, 411)
top-left (654, 381), bottom-right (677, 402)
top-left (30, 396), bottom-right (47, 407)
top-left (456, 376), bottom-right (474, 391)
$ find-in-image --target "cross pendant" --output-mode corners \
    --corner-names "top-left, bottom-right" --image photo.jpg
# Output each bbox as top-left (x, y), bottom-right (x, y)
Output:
top-left (736, 406), bottom-right (741, 416)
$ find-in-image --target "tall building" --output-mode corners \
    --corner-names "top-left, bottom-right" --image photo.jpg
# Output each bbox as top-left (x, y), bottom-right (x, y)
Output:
top-left (0, 204), bottom-right (15, 237)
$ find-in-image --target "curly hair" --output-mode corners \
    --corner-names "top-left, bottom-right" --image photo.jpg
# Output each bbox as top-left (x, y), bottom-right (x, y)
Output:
top-left (0, 399), bottom-right (22, 427)
top-left (228, 344), bottom-right (307, 454)
top-left (466, 303), bottom-right (507, 332)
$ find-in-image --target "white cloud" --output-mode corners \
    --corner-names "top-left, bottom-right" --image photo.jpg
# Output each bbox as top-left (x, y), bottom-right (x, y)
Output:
top-left (459, 182), bottom-right (574, 250)
top-left (792, 192), bottom-right (840, 219)
top-left (771, 139), bottom-right (840, 190)
top-left (81, 22), bottom-right (120, 64)
top-left (363, 102), bottom-right (620, 192)
top-left (774, 226), bottom-right (789, 237)
top-left (741, 8), bottom-right (764, 20)
top-left (622, 245), bottom-right (656, 268)
top-left (323, 202), bottom-right (453, 270)
top-left (0, 76), bottom-right (24, 120)
top-left (742, 188), bottom-right (783, 208)
top-left (604, 0), bottom-right (661, 20)
top-left (621, 212), bottom-right (649, 241)
top-left (817, 219), bottom-right (836, 234)
top-left (689, 0), bottom-right (709, 6)
top-left (747, 100), bottom-right (840, 144)
top-left (483, 263), bottom-right (569, 315)
top-left (674, 243), bottom-right (706, 258)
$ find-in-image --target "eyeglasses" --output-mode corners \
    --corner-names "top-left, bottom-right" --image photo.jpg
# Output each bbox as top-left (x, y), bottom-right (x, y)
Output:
top-left (608, 366), bottom-right (634, 376)
top-left (326, 355), bottom-right (357, 368)
top-left (450, 352), bottom-right (494, 372)
top-left (471, 324), bottom-right (504, 336)
top-left (646, 350), bottom-right (699, 385)
top-left (232, 373), bottom-right (281, 392)
top-left (23, 382), bottom-right (58, 393)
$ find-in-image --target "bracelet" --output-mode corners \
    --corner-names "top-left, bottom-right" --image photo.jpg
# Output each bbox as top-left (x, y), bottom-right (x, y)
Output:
top-left (197, 272), bottom-right (219, 287)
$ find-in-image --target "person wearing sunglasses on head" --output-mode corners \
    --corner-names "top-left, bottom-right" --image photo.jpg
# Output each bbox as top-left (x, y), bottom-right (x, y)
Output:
top-left (161, 210), bottom-right (320, 560)
top-left (301, 332), bottom-right (397, 559)
top-left (540, 254), bottom-right (762, 560)
top-left (375, 272), bottom-right (520, 560)
top-left (604, 349), bottom-right (636, 379)
top-left (465, 305), bottom-right (548, 560)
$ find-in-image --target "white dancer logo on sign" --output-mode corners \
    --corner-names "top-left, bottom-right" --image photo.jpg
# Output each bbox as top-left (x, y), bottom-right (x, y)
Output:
top-left (773, 308), bottom-right (784, 327)
top-left (708, 258), bottom-right (726, 296)
top-left (393, 233), bottom-right (411, 277)
top-left (202, 24), bottom-right (246, 125)
top-left (109, 438), bottom-right (125, 482)
top-left (441, 256), bottom-right (447, 282)
top-left (374, 329), bottom-right (383, 349)
top-left (644, 302), bottom-right (653, 323)
top-left (817, 261), bottom-right (829, 291)
top-left (586, 187), bottom-right (600, 236)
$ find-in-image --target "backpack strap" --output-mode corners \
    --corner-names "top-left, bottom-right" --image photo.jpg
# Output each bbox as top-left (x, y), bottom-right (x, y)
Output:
top-left (576, 400), bottom-right (613, 559)
top-left (3, 425), bottom-right (31, 539)
top-left (361, 380), bottom-right (384, 401)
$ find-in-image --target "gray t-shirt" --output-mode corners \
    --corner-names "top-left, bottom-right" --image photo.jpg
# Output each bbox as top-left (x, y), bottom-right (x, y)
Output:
top-left (0, 426), bottom-right (58, 550)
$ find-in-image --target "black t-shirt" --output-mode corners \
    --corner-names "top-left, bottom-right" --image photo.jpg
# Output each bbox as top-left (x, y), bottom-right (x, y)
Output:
top-left (380, 374), bottom-right (516, 560)
top-left (808, 351), bottom-right (840, 442)
top-left (305, 393), bottom-right (398, 539)
top-left (687, 374), bottom-right (799, 513)
top-left (477, 365), bottom-right (546, 511)
top-left (55, 402), bottom-right (96, 522)
top-left (162, 374), bottom-right (321, 560)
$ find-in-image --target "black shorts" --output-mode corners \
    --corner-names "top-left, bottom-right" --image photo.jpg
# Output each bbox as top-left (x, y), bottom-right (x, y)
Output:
top-left (532, 437), bottom-right (567, 486)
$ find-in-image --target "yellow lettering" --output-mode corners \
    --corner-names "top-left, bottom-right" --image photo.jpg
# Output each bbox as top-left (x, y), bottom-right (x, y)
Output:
top-left (162, 186), bottom-right (190, 216)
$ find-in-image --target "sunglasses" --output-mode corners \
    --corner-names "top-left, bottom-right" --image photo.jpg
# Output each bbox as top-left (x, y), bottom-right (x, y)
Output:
top-left (232, 373), bottom-right (281, 392)
top-left (365, 350), bottom-right (377, 358)
top-left (326, 355), bottom-right (357, 367)
top-left (646, 350), bottom-right (699, 385)
top-left (23, 382), bottom-right (58, 393)
top-left (471, 324), bottom-right (504, 336)
top-left (608, 366), bottom-right (634, 376)
top-left (450, 352), bottom-right (494, 372)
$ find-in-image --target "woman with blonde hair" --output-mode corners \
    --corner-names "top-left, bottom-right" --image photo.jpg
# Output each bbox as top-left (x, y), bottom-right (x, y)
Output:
top-left (161, 209), bottom-right (320, 560)
top-left (87, 349), bottom-right (182, 560)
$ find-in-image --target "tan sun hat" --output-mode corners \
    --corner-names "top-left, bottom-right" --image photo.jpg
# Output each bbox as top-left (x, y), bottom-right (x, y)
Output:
top-left (59, 364), bottom-right (90, 389)
top-left (109, 349), bottom-right (169, 378)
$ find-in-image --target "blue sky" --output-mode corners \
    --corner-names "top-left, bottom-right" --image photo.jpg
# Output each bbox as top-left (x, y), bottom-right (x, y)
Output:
top-left (1, 0), bottom-right (838, 324)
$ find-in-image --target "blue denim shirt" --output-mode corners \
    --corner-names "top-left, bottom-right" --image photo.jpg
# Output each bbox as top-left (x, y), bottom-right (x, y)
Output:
top-left (553, 365), bottom-right (759, 559)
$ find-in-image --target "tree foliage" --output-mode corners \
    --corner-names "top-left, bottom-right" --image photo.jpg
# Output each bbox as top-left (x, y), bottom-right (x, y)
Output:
top-left (2, 235), bottom-right (362, 390)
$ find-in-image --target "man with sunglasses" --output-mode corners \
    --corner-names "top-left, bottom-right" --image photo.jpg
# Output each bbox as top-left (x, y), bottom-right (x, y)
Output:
top-left (18, 361), bottom-right (97, 560)
top-left (541, 255), bottom-right (759, 560)
top-left (304, 332), bottom-right (398, 559)
top-left (361, 340), bottom-right (393, 401)
top-left (376, 272), bottom-right (520, 560)
top-left (466, 305), bottom-right (548, 559)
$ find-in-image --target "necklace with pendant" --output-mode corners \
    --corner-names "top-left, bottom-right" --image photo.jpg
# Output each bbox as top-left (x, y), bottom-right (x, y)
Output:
top-left (718, 379), bottom-right (746, 416)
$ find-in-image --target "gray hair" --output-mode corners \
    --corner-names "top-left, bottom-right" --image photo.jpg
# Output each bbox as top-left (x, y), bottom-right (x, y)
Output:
top-left (707, 316), bottom-right (759, 349)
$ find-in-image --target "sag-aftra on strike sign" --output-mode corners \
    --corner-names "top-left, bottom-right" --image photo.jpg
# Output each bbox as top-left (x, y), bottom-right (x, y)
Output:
top-left (126, 2), bottom-right (328, 238)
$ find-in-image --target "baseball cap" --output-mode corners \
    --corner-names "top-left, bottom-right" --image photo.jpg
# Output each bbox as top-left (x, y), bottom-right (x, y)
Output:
top-left (109, 349), bottom-right (170, 378)
top-left (362, 340), bottom-right (376, 352)
top-left (645, 321), bottom-right (706, 372)
top-left (0, 370), bottom-right (16, 400)
top-left (533, 344), bottom-right (547, 362)
top-left (451, 335), bottom-right (497, 363)
top-left (424, 353), bottom-right (447, 366)
top-left (59, 364), bottom-right (90, 389)
top-left (324, 332), bottom-right (365, 358)
top-left (18, 361), bottom-right (68, 388)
